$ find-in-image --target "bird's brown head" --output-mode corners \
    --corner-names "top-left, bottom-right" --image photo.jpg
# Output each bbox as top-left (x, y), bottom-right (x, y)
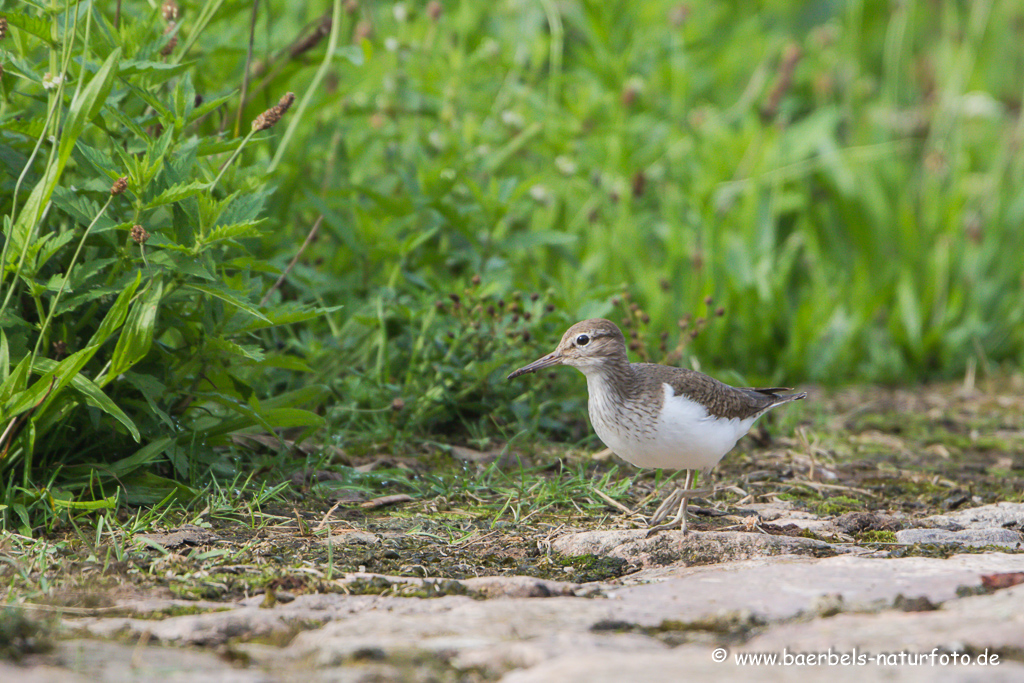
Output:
top-left (507, 318), bottom-right (628, 379)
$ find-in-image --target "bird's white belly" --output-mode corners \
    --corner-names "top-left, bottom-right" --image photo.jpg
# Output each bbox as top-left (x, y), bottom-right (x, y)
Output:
top-left (589, 383), bottom-right (756, 471)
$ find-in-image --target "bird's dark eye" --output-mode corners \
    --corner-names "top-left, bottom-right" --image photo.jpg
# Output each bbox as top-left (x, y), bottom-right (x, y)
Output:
top-left (575, 334), bottom-right (590, 346)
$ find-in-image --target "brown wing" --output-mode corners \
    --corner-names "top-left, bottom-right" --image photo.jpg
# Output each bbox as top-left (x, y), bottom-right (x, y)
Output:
top-left (635, 364), bottom-right (805, 420)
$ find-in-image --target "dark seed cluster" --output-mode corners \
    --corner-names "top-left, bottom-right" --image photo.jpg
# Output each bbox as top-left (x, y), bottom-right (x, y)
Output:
top-left (610, 289), bottom-right (726, 364)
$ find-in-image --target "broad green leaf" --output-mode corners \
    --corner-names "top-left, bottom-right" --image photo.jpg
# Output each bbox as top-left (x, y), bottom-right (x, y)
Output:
top-left (145, 180), bottom-right (210, 209)
top-left (230, 304), bottom-right (334, 333)
top-left (205, 336), bottom-right (265, 362)
top-left (119, 471), bottom-right (196, 505)
top-left (3, 12), bottom-right (54, 44)
top-left (75, 142), bottom-right (118, 179)
top-left (33, 226), bottom-right (79, 270)
top-left (89, 270), bottom-right (141, 347)
top-left (28, 357), bottom-right (141, 441)
top-left (250, 355), bottom-right (314, 373)
top-left (6, 347), bottom-right (100, 417)
top-left (107, 437), bottom-right (173, 476)
top-left (118, 59), bottom-right (192, 81)
top-left (49, 188), bottom-right (114, 234)
top-left (120, 81), bottom-right (173, 122)
top-left (185, 283), bottom-right (270, 323)
top-left (50, 493), bottom-right (119, 510)
top-left (203, 220), bottom-right (263, 244)
top-left (0, 355), bottom-right (32, 404)
top-left (333, 45), bottom-right (365, 66)
top-left (261, 384), bottom-right (330, 409)
top-left (203, 407), bottom-right (326, 442)
top-left (197, 136), bottom-right (250, 157)
top-left (59, 49), bottom-right (122, 173)
top-left (104, 105), bottom-right (151, 140)
top-left (0, 332), bottom-right (8, 384)
top-left (12, 49), bottom-right (121, 247)
top-left (186, 92), bottom-right (235, 125)
top-left (108, 278), bottom-right (163, 379)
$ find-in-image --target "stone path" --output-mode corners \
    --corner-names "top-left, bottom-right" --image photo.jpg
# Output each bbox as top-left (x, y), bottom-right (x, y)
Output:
top-left (5, 503), bottom-right (1024, 682)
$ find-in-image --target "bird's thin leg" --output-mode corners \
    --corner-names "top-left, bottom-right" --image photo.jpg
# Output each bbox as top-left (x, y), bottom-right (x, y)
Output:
top-left (647, 469), bottom-right (711, 535)
top-left (649, 472), bottom-right (686, 526)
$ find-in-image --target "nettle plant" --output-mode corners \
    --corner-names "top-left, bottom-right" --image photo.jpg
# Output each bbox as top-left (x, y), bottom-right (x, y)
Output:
top-left (0, 6), bottom-right (324, 523)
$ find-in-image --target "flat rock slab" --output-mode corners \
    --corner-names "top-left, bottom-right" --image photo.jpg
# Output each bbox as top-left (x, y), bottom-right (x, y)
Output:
top-left (609, 552), bottom-right (1024, 621)
top-left (896, 527), bottom-right (1023, 549)
top-left (53, 551), bottom-right (1024, 681)
top-left (550, 529), bottom-right (837, 569)
top-left (499, 646), bottom-right (1024, 683)
top-left (745, 584), bottom-right (1024, 653)
top-left (921, 502), bottom-right (1024, 531)
top-left (19, 501), bottom-right (1024, 683)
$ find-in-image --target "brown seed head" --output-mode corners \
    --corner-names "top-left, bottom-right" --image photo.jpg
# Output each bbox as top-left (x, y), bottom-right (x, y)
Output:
top-left (252, 92), bottom-right (296, 132)
top-left (427, 0), bottom-right (442, 21)
top-left (631, 170), bottom-right (645, 198)
top-left (131, 225), bottom-right (150, 244)
top-left (715, 306), bottom-right (725, 317)
top-left (621, 85), bottom-right (638, 108)
top-left (669, 4), bottom-right (690, 26)
top-left (354, 20), bottom-right (373, 42)
top-left (111, 176), bottom-right (128, 195)
top-left (344, 0), bottom-right (359, 14)
top-left (391, 398), bottom-right (405, 412)
top-left (0, 17), bottom-right (8, 40)
top-left (471, 274), bottom-right (481, 286)
top-left (52, 340), bottom-right (67, 360)
top-left (161, 24), bottom-right (178, 56)
top-left (162, 0), bottom-right (180, 21)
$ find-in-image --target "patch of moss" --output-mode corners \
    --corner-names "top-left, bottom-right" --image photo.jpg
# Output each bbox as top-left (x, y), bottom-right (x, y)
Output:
top-left (344, 575), bottom-right (397, 595)
top-left (858, 530), bottom-right (897, 543)
top-left (558, 554), bottom-right (628, 582)
top-left (0, 608), bottom-right (52, 661)
top-left (777, 491), bottom-right (823, 503)
top-left (815, 495), bottom-right (864, 517)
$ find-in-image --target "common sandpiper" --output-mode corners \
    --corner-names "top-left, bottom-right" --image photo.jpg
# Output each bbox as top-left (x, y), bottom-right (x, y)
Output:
top-left (508, 318), bottom-right (806, 534)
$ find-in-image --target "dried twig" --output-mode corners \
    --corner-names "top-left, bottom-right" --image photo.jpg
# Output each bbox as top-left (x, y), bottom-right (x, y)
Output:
top-left (234, 0), bottom-right (262, 136)
top-left (360, 494), bottom-right (414, 509)
top-left (592, 487), bottom-right (637, 517)
top-left (260, 215), bottom-right (323, 305)
top-left (314, 500), bottom-right (344, 532)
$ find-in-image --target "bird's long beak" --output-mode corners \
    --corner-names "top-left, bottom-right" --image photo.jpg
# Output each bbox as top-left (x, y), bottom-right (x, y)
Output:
top-left (507, 351), bottom-right (563, 380)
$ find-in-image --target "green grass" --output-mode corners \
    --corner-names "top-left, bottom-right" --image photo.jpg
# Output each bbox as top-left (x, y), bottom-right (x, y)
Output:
top-left (2, 0), bottom-right (1024, 523)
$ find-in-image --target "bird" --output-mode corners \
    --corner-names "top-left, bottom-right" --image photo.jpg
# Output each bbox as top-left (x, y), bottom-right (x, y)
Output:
top-left (507, 318), bottom-right (806, 534)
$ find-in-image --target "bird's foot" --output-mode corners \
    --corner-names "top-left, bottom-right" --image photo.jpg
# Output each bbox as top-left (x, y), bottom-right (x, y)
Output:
top-left (647, 487), bottom-right (713, 526)
top-left (646, 486), bottom-right (713, 536)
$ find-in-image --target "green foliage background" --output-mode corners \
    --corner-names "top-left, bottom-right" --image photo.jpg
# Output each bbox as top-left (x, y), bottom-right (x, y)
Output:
top-left (2, 0), bottom-right (1024, 521)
